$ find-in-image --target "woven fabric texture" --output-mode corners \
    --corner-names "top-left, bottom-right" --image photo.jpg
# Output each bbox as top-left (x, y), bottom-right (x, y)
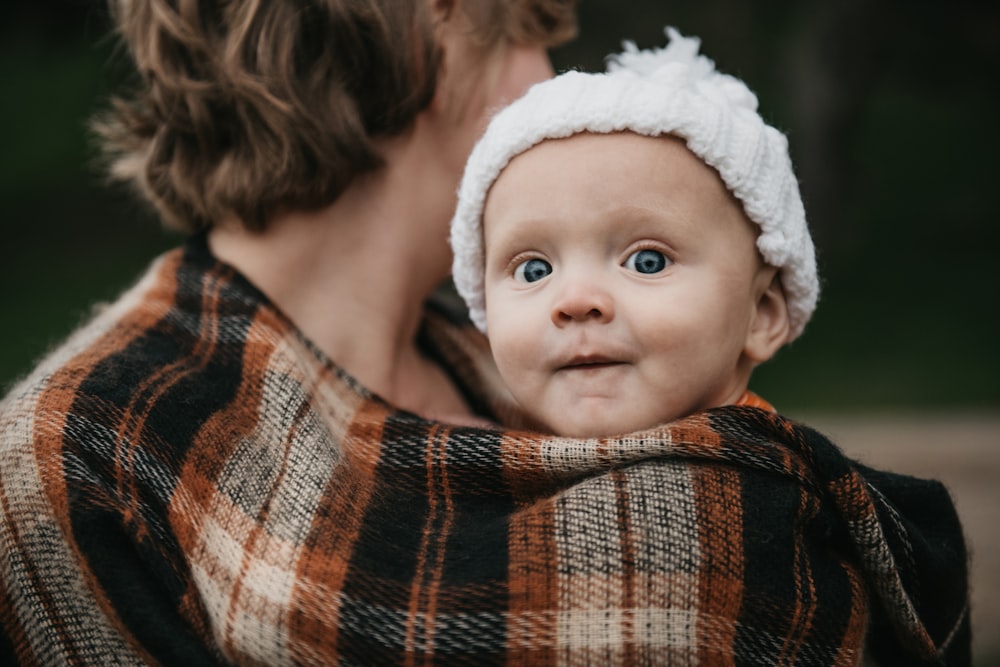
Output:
top-left (1, 236), bottom-right (969, 665)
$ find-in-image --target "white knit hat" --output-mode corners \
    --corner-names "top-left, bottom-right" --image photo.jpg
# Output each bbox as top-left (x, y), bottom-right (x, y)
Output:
top-left (450, 27), bottom-right (818, 341)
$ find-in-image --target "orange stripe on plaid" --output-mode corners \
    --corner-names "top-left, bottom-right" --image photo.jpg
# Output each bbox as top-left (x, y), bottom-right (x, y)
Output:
top-left (611, 469), bottom-right (638, 664)
top-left (835, 563), bottom-right (869, 665)
top-left (288, 398), bottom-right (388, 664)
top-left (735, 390), bottom-right (776, 412)
top-left (778, 489), bottom-right (821, 666)
top-left (116, 263), bottom-right (231, 539)
top-left (23, 252), bottom-right (185, 665)
top-left (506, 499), bottom-right (559, 664)
top-left (172, 302), bottom-right (278, 656)
top-left (692, 465), bottom-right (744, 665)
top-left (404, 424), bottom-right (456, 666)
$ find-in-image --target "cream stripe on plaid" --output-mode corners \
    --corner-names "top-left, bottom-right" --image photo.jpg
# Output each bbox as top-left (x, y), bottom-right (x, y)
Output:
top-left (182, 326), bottom-right (368, 665)
top-left (552, 461), bottom-right (703, 661)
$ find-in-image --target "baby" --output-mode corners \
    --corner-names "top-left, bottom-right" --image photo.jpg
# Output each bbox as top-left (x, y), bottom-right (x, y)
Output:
top-left (450, 28), bottom-right (817, 437)
top-left (447, 36), bottom-right (971, 660)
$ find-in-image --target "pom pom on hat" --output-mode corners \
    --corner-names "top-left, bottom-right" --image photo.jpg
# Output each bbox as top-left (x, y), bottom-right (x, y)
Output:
top-left (450, 27), bottom-right (819, 341)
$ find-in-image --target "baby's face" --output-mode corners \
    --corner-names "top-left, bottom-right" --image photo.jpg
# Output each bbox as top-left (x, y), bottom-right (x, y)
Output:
top-left (482, 132), bottom-right (780, 437)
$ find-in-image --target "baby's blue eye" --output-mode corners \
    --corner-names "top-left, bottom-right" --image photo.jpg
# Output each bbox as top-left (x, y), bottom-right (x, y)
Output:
top-left (514, 258), bottom-right (552, 283)
top-left (625, 249), bottom-right (670, 274)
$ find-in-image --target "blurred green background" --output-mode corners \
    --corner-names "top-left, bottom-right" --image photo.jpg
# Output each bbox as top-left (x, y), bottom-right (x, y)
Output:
top-left (2, 1), bottom-right (998, 412)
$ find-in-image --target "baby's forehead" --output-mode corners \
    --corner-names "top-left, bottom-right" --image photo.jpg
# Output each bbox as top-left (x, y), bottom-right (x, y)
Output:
top-left (487, 131), bottom-right (754, 219)
top-left (483, 130), bottom-right (762, 252)
top-left (493, 131), bottom-right (729, 194)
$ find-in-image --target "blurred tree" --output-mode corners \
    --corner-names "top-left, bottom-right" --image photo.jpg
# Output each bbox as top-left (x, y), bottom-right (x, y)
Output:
top-left (556, 0), bottom-right (1000, 409)
top-left (1, 0), bottom-right (998, 409)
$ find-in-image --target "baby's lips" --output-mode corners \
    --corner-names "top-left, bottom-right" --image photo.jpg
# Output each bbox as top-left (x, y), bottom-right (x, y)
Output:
top-left (555, 352), bottom-right (629, 371)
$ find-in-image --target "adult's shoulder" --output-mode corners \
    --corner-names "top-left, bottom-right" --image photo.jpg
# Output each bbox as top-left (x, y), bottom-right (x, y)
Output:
top-left (0, 242), bottom-right (249, 462)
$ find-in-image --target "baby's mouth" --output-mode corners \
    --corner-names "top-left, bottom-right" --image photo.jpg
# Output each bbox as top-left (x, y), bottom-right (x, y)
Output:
top-left (557, 355), bottom-right (626, 371)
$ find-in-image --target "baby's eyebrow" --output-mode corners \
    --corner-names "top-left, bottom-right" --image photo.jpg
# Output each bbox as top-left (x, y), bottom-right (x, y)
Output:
top-left (483, 243), bottom-right (535, 271)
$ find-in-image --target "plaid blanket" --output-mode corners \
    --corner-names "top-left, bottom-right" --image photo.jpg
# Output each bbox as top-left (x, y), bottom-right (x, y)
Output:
top-left (1, 235), bottom-right (970, 665)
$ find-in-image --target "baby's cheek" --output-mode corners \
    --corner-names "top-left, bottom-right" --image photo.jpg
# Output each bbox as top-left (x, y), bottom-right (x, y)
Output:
top-left (493, 345), bottom-right (546, 407)
top-left (488, 319), bottom-right (529, 365)
top-left (493, 348), bottom-right (534, 395)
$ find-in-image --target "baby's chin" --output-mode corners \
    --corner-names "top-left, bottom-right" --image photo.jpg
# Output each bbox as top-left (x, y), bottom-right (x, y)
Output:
top-left (537, 412), bottom-right (670, 439)
top-left (528, 392), bottom-right (744, 438)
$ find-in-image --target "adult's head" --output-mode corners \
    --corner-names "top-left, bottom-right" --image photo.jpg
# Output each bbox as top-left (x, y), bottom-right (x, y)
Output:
top-left (96, 0), bottom-right (577, 233)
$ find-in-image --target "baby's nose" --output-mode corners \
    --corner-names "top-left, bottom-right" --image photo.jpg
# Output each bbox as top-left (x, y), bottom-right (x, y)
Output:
top-left (551, 278), bottom-right (615, 326)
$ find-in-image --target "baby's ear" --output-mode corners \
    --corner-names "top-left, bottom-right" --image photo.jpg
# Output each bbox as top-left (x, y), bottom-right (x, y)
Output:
top-left (744, 269), bottom-right (790, 364)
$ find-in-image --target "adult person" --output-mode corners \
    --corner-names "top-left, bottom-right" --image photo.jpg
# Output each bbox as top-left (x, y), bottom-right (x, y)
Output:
top-left (0, 0), bottom-right (577, 664)
top-left (0, 5), bottom-right (971, 665)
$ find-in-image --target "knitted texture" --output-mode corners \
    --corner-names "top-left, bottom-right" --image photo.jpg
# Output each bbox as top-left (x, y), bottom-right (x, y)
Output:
top-left (1, 236), bottom-right (969, 665)
top-left (451, 27), bottom-right (818, 340)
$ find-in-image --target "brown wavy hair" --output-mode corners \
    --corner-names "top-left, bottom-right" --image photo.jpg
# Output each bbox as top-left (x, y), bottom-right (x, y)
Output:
top-left (95, 0), bottom-right (577, 232)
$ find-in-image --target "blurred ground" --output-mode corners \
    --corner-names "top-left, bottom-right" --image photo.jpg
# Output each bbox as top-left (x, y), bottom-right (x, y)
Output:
top-left (803, 411), bottom-right (1000, 665)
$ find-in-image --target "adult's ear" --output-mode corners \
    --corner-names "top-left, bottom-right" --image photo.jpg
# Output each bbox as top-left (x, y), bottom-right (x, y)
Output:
top-left (744, 269), bottom-right (791, 364)
top-left (429, 0), bottom-right (457, 24)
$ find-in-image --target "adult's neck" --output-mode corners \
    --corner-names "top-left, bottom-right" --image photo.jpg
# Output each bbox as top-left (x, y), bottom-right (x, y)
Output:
top-left (207, 126), bottom-right (463, 414)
